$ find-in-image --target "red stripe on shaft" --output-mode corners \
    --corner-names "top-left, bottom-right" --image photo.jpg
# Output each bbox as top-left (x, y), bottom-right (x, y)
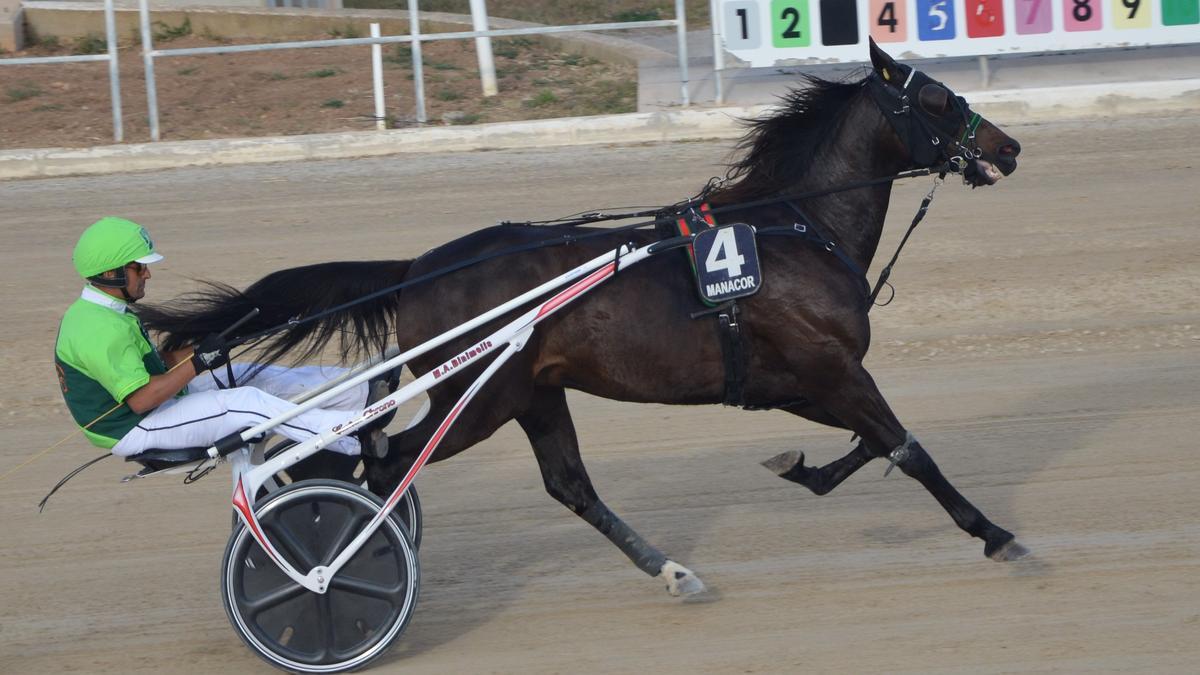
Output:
top-left (385, 394), bottom-right (470, 511)
top-left (535, 262), bottom-right (615, 319)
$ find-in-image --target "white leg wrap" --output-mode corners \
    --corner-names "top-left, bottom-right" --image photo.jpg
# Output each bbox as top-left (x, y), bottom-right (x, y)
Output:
top-left (658, 560), bottom-right (706, 597)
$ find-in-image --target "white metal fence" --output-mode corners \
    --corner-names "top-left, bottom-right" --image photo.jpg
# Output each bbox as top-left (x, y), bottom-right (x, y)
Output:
top-left (0, 0), bottom-right (123, 141)
top-left (3, 1), bottom-right (694, 143)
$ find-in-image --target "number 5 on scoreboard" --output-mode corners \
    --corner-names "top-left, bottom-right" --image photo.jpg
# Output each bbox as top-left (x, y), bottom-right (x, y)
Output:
top-left (870, 0), bottom-right (909, 42)
top-left (917, 0), bottom-right (957, 40)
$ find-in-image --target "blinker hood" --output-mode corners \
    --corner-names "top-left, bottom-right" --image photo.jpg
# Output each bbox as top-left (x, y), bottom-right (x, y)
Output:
top-left (865, 68), bottom-right (977, 169)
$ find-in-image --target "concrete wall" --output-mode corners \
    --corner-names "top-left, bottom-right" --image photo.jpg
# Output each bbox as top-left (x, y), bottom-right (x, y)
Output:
top-left (1, 0), bottom-right (23, 51)
top-left (19, 2), bottom-right (671, 67)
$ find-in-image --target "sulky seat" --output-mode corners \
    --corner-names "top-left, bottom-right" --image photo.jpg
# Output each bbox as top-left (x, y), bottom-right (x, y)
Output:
top-left (126, 447), bottom-right (210, 471)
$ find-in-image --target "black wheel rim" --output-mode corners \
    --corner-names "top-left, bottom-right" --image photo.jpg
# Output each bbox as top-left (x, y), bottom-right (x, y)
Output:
top-left (225, 483), bottom-right (417, 672)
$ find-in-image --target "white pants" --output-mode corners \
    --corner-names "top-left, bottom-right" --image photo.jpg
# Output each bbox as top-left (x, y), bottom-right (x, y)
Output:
top-left (112, 363), bottom-right (369, 457)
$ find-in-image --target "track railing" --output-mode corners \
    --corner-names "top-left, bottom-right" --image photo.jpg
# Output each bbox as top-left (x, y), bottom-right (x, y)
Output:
top-left (135, 0), bottom-right (693, 141)
top-left (0, 0), bottom-right (123, 142)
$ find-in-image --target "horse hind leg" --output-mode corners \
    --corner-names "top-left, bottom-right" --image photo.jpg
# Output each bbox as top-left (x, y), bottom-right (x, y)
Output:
top-left (517, 386), bottom-right (706, 598)
top-left (808, 364), bottom-right (1029, 562)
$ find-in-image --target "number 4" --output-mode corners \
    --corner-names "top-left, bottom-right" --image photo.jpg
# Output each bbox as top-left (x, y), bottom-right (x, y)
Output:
top-left (878, 2), bottom-right (899, 32)
top-left (705, 228), bottom-right (746, 278)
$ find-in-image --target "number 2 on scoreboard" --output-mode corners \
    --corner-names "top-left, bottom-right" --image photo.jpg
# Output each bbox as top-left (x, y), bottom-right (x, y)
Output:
top-left (870, 0), bottom-right (909, 42)
top-left (771, 1), bottom-right (812, 47)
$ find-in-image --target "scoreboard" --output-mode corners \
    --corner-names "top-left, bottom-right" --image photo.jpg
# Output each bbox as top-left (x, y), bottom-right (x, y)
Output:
top-left (719, 0), bottom-right (1200, 66)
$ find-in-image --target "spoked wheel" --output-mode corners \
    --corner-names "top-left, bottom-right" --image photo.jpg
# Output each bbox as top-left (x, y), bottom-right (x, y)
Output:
top-left (258, 439), bottom-right (423, 549)
top-left (222, 479), bottom-right (420, 674)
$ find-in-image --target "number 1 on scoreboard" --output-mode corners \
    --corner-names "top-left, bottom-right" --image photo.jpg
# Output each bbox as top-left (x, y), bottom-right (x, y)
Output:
top-left (722, 1), bottom-right (763, 50)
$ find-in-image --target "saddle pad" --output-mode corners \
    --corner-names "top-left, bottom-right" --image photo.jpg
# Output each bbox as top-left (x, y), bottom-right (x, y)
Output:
top-left (692, 223), bottom-right (762, 304)
top-left (673, 203), bottom-right (762, 305)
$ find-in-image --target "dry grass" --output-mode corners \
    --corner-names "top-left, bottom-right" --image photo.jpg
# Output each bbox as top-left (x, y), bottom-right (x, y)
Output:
top-left (344, 0), bottom-right (714, 27)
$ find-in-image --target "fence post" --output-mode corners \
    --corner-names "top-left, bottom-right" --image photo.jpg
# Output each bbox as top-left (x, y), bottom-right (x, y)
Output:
top-left (468, 0), bottom-right (498, 96)
top-left (675, 0), bottom-right (689, 106)
top-left (103, 0), bottom-right (123, 142)
top-left (708, 0), bottom-right (723, 105)
top-left (138, 0), bottom-right (160, 141)
top-left (410, 1), bottom-right (426, 123)
top-left (370, 23), bottom-right (386, 130)
top-left (0, 0), bottom-right (24, 52)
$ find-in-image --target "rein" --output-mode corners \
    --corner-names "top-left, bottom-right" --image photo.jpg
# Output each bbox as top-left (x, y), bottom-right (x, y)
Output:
top-left (226, 66), bottom-right (980, 349)
top-left (226, 162), bottom-right (954, 351)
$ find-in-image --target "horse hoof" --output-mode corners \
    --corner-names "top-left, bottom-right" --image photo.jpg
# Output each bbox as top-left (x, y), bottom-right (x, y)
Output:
top-left (988, 539), bottom-right (1030, 562)
top-left (761, 450), bottom-right (803, 476)
top-left (659, 560), bottom-right (706, 597)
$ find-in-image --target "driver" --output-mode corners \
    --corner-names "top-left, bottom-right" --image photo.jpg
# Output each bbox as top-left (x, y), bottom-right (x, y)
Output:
top-left (54, 217), bottom-right (389, 461)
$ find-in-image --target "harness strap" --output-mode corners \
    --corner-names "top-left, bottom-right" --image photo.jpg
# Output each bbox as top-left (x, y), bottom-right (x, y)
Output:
top-left (756, 203), bottom-right (870, 300)
top-left (689, 300), bottom-right (746, 407)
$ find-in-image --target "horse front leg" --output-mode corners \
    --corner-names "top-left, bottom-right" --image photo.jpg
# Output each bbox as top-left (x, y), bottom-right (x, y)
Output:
top-left (808, 363), bottom-right (1030, 562)
top-left (762, 437), bottom-right (874, 495)
top-left (517, 386), bottom-right (706, 597)
top-left (762, 404), bottom-right (875, 495)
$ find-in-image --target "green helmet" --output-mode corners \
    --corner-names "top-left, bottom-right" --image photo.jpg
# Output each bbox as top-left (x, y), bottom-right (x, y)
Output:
top-left (73, 217), bottom-right (164, 282)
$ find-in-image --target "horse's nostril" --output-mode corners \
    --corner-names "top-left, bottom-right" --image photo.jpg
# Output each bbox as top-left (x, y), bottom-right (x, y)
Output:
top-left (1000, 140), bottom-right (1021, 157)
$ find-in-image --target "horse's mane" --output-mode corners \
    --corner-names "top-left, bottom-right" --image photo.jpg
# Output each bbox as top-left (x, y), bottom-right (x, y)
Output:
top-left (709, 73), bottom-right (865, 205)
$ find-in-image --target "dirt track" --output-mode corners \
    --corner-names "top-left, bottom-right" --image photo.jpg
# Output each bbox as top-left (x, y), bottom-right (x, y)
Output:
top-left (2, 112), bottom-right (1198, 673)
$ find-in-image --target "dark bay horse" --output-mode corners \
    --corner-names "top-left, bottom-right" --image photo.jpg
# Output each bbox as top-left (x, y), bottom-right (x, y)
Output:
top-left (141, 41), bottom-right (1026, 597)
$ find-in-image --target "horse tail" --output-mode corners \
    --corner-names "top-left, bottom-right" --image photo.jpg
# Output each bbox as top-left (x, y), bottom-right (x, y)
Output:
top-left (137, 260), bottom-right (413, 369)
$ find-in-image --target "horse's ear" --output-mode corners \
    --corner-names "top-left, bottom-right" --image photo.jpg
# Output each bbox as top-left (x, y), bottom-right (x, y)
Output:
top-left (868, 37), bottom-right (901, 85)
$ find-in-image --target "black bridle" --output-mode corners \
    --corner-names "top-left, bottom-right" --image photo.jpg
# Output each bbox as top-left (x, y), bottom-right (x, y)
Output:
top-left (864, 67), bottom-right (985, 175)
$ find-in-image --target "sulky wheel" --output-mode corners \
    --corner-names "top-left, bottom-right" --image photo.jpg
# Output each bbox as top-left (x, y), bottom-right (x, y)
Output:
top-left (222, 479), bottom-right (420, 674)
top-left (258, 440), bottom-right (423, 550)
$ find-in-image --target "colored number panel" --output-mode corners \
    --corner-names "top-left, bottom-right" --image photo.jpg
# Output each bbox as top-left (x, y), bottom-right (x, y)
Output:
top-left (723, 1), bottom-right (763, 50)
top-left (1163, 0), bottom-right (1200, 24)
top-left (966, 0), bottom-right (1006, 36)
top-left (1016, 0), bottom-right (1053, 33)
top-left (1063, 0), bottom-right (1104, 30)
top-left (870, 0), bottom-right (909, 41)
top-left (820, 0), bottom-right (859, 45)
top-left (1113, 0), bottom-right (1152, 26)
top-left (772, 0), bottom-right (812, 47)
top-left (918, 0), bottom-right (957, 40)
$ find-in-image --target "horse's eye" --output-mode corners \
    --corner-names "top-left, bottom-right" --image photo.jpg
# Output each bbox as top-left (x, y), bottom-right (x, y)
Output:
top-left (918, 84), bottom-right (950, 115)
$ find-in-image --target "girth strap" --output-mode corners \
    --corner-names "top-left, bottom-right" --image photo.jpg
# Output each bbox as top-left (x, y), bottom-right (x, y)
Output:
top-left (690, 300), bottom-right (746, 407)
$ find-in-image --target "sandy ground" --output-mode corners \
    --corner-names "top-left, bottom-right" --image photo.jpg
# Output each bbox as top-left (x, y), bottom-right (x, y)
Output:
top-left (1, 112), bottom-right (1198, 673)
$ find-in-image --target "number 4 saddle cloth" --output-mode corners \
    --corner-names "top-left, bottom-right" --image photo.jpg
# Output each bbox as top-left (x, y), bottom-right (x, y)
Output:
top-left (660, 202), bottom-right (762, 307)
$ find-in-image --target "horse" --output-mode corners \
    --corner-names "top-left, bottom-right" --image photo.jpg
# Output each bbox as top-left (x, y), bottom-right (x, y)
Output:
top-left (139, 40), bottom-right (1026, 597)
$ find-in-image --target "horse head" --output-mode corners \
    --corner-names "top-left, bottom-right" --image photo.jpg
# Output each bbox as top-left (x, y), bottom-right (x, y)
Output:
top-left (867, 39), bottom-right (1020, 187)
